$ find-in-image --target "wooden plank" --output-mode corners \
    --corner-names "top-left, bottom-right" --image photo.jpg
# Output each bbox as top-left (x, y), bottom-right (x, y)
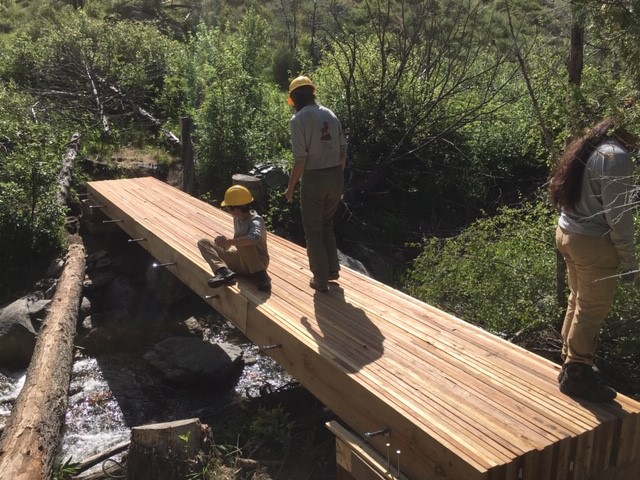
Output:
top-left (85, 177), bottom-right (640, 480)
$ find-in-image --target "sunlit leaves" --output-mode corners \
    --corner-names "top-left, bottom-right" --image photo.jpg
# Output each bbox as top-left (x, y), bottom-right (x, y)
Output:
top-left (404, 199), bottom-right (561, 334)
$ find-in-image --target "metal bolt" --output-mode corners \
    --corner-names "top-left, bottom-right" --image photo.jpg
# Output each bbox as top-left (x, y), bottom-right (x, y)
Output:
top-left (205, 294), bottom-right (219, 300)
top-left (363, 426), bottom-right (390, 440)
top-left (128, 238), bottom-right (146, 243)
top-left (396, 450), bottom-right (401, 477)
top-left (260, 344), bottom-right (282, 352)
top-left (102, 219), bottom-right (123, 223)
top-left (152, 261), bottom-right (176, 268)
top-left (89, 204), bottom-right (106, 209)
top-left (386, 443), bottom-right (390, 471)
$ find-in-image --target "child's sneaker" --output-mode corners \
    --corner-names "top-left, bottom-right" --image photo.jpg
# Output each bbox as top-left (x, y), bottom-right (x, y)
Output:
top-left (207, 267), bottom-right (236, 288)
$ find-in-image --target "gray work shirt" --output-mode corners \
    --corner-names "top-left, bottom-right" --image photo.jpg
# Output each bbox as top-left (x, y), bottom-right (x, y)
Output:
top-left (559, 139), bottom-right (638, 271)
top-left (291, 104), bottom-right (347, 170)
top-left (234, 211), bottom-right (269, 268)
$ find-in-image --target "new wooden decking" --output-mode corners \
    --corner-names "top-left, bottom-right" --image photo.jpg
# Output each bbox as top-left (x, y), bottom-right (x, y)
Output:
top-left (86, 176), bottom-right (640, 480)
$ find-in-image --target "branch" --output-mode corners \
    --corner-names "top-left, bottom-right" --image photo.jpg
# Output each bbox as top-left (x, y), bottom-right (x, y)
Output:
top-left (95, 75), bottom-right (181, 148)
top-left (83, 59), bottom-right (111, 137)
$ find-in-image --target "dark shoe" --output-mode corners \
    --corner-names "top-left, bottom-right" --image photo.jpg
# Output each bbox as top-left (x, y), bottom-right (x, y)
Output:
top-left (207, 267), bottom-right (236, 288)
top-left (559, 362), bottom-right (617, 402)
top-left (252, 270), bottom-right (271, 291)
top-left (558, 363), bottom-right (601, 383)
top-left (329, 271), bottom-right (340, 281)
top-left (309, 279), bottom-right (328, 292)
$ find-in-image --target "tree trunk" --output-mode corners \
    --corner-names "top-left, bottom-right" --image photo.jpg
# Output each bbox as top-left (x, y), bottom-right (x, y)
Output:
top-left (0, 239), bottom-right (86, 480)
top-left (181, 116), bottom-right (196, 195)
top-left (57, 132), bottom-right (82, 207)
top-left (232, 173), bottom-right (265, 212)
top-left (125, 419), bottom-right (206, 480)
top-left (568, 21), bottom-right (584, 87)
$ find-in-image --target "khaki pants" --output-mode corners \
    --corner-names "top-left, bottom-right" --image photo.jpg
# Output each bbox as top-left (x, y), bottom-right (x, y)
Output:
top-left (300, 166), bottom-right (343, 285)
top-left (556, 226), bottom-right (619, 365)
top-left (197, 238), bottom-right (267, 275)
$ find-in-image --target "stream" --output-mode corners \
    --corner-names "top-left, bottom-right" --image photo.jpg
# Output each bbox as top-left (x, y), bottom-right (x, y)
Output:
top-left (0, 314), bottom-right (293, 475)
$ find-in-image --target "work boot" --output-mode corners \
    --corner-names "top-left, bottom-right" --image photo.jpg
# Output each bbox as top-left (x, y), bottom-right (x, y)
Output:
top-left (207, 267), bottom-right (236, 288)
top-left (558, 363), bottom-right (602, 383)
top-left (309, 279), bottom-right (328, 292)
top-left (559, 362), bottom-right (617, 402)
top-left (252, 270), bottom-right (271, 291)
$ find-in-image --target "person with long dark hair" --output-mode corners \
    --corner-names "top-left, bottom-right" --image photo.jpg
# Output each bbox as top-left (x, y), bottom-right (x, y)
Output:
top-left (285, 76), bottom-right (348, 292)
top-left (549, 116), bottom-right (639, 402)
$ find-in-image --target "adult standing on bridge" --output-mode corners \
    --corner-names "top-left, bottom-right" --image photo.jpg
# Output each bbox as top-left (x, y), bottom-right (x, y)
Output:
top-left (285, 75), bottom-right (348, 292)
top-left (549, 115), bottom-right (639, 402)
top-left (198, 185), bottom-right (271, 291)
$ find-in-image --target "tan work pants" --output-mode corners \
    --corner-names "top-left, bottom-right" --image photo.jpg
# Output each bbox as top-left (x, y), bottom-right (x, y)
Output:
top-left (300, 166), bottom-right (343, 285)
top-left (197, 238), bottom-right (267, 275)
top-left (556, 226), bottom-right (619, 365)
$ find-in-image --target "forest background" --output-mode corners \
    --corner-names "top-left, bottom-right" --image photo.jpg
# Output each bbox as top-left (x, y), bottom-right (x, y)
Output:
top-left (1, 0), bottom-right (640, 395)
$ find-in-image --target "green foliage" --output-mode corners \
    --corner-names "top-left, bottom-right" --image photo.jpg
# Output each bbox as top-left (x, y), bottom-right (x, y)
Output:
top-left (310, 1), bottom-right (552, 238)
top-left (53, 457), bottom-right (81, 480)
top-left (0, 83), bottom-right (67, 301)
top-left (585, 0), bottom-right (640, 90)
top-left (0, 10), bottom-right (183, 149)
top-left (163, 14), bottom-right (291, 198)
top-left (404, 199), bottom-right (561, 334)
top-left (264, 187), bottom-right (303, 242)
top-left (248, 405), bottom-right (292, 450)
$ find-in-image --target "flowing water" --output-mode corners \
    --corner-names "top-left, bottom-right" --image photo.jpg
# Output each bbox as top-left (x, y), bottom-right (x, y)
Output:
top-left (0, 316), bottom-right (293, 475)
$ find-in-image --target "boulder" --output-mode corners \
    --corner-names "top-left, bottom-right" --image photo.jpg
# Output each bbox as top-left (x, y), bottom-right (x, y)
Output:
top-left (337, 249), bottom-right (370, 277)
top-left (0, 297), bottom-right (38, 368)
top-left (76, 275), bottom-right (169, 354)
top-left (143, 337), bottom-right (243, 386)
top-left (144, 264), bottom-right (189, 307)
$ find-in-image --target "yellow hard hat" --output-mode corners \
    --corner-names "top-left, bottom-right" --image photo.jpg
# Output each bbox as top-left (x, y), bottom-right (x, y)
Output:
top-left (221, 185), bottom-right (253, 207)
top-left (288, 75), bottom-right (316, 106)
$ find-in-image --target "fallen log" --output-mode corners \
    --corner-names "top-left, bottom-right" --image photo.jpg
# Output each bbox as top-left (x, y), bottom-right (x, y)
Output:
top-left (0, 238), bottom-right (86, 480)
top-left (96, 75), bottom-right (180, 149)
top-left (83, 62), bottom-right (111, 137)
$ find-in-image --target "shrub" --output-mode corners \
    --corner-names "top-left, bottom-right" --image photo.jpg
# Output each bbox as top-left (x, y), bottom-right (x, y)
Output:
top-left (404, 198), bottom-right (561, 335)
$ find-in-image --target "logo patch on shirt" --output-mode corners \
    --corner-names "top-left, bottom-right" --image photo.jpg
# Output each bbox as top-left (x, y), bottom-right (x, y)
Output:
top-left (321, 121), bottom-right (332, 141)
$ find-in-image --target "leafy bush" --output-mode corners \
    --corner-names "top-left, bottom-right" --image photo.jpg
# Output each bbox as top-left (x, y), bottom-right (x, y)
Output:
top-left (0, 117), bottom-right (67, 301)
top-left (404, 198), bottom-right (561, 335)
top-left (161, 13), bottom-right (291, 199)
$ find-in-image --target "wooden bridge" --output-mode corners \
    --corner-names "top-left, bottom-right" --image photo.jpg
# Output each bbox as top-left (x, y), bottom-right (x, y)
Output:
top-left (86, 176), bottom-right (640, 480)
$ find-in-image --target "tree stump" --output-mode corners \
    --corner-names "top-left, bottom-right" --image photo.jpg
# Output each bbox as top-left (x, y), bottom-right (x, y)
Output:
top-left (232, 173), bottom-right (265, 212)
top-left (125, 418), bottom-right (207, 480)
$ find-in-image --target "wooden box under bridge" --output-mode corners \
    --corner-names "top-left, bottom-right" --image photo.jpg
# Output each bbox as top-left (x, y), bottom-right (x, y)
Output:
top-left (86, 177), bottom-right (640, 480)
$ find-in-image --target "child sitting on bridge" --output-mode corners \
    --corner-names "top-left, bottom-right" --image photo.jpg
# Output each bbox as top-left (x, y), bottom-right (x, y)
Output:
top-left (197, 185), bottom-right (271, 291)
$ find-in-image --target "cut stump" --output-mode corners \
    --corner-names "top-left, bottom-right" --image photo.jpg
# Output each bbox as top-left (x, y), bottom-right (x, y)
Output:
top-left (125, 418), bottom-right (207, 480)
